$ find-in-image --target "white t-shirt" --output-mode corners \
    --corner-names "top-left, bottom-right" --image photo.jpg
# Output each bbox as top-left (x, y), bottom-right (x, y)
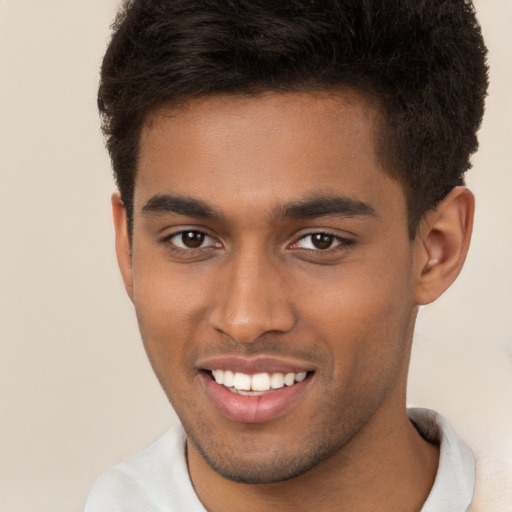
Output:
top-left (85, 408), bottom-right (475, 511)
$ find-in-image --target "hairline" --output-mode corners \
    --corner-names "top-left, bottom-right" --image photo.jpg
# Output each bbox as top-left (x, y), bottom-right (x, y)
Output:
top-left (125, 86), bottom-right (428, 240)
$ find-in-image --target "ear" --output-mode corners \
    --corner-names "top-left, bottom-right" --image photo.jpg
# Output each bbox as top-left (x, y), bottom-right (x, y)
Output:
top-left (413, 186), bottom-right (475, 305)
top-left (111, 191), bottom-right (134, 302)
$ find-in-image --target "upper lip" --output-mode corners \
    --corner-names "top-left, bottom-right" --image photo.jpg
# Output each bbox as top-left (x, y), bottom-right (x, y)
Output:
top-left (197, 356), bottom-right (314, 374)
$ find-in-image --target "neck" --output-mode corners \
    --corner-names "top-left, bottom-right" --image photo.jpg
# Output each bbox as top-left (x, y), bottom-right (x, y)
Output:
top-left (187, 403), bottom-right (439, 512)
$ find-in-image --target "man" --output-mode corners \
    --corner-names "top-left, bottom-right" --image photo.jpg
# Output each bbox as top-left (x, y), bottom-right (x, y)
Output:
top-left (86, 1), bottom-right (488, 510)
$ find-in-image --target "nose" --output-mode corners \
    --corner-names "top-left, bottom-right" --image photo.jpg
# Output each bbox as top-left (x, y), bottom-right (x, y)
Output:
top-left (209, 249), bottom-right (296, 344)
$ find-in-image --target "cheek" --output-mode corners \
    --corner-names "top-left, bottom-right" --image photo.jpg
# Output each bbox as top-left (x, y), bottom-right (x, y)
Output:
top-left (130, 262), bottom-right (210, 382)
top-left (132, 251), bottom-right (210, 323)
top-left (300, 256), bottom-right (415, 377)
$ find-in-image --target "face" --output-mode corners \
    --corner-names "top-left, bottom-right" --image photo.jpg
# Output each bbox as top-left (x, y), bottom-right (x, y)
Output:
top-left (117, 92), bottom-right (421, 484)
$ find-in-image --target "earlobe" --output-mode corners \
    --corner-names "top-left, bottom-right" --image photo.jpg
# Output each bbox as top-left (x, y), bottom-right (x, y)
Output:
top-left (414, 186), bottom-right (474, 305)
top-left (111, 192), bottom-right (134, 302)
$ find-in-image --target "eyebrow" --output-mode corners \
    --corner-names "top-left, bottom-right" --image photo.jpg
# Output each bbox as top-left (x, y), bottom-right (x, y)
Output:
top-left (141, 193), bottom-right (376, 222)
top-left (272, 195), bottom-right (377, 220)
top-left (142, 194), bottom-right (223, 220)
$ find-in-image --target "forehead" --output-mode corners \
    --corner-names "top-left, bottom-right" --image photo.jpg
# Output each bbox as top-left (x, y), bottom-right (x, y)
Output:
top-left (135, 91), bottom-right (405, 222)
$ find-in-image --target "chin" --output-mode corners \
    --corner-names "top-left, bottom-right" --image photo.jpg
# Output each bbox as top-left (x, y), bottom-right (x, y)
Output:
top-left (188, 428), bottom-right (348, 485)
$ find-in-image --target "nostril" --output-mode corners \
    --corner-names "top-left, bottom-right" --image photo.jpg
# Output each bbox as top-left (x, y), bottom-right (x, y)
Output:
top-left (208, 278), bottom-right (296, 342)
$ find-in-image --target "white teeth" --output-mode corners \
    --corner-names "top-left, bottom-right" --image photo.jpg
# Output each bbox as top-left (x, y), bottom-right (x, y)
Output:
top-left (270, 372), bottom-right (285, 389)
top-left (233, 372), bottom-right (251, 391)
top-left (295, 372), bottom-right (307, 383)
top-left (223, 370), bottom-right (235, 388)
top-left (251, 373), bottom-right (271, 391)
top-left (212, 370), bottom-right (223, 385)
top-left (211, 369), bottom-right (309, 392)
top-left (229, 388), bottom-right (268, 397)
top-left (284, 373), bottom-right (295, 386)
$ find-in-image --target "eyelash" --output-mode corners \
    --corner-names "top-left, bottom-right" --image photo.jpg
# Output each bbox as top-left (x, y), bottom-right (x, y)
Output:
top-left (160, 230), bottom-right (354, 256)
top-left (290, 232), bottom-right (354, 253)
top-left (161, 230), bottom-right (219, 254)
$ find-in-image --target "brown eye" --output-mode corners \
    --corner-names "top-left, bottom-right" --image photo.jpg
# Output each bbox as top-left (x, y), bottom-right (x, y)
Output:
top-left (311, 233), bottom-right (335, 249)
top-left (180, 231), bottom-right (205, 248)
top-left (164, 230), bottom-right (221, 255)
top-left (292, 232), bottom-right (349, 252)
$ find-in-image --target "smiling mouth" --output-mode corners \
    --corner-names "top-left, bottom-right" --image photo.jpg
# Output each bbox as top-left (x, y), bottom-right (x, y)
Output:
top-left (209, 369), bottom-right (310, 396)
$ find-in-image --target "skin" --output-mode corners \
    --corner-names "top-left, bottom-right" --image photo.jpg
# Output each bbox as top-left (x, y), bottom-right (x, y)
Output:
top-left (113, 91), bottom-right (474, 511)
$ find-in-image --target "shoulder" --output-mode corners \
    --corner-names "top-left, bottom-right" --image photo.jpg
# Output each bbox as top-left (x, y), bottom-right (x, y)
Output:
top-left (408, 408), bottom-right (476, 512)
top-left (84, 424), bottom-right (205, 512)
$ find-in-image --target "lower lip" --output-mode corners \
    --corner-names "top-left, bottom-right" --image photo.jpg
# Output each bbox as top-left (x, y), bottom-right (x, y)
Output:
top-left (200, 373), bottom-right (311, 424)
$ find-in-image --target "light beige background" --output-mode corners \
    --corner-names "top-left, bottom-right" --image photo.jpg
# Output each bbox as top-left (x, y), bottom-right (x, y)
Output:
top-left (0, 1), bottom-right (510, 511)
